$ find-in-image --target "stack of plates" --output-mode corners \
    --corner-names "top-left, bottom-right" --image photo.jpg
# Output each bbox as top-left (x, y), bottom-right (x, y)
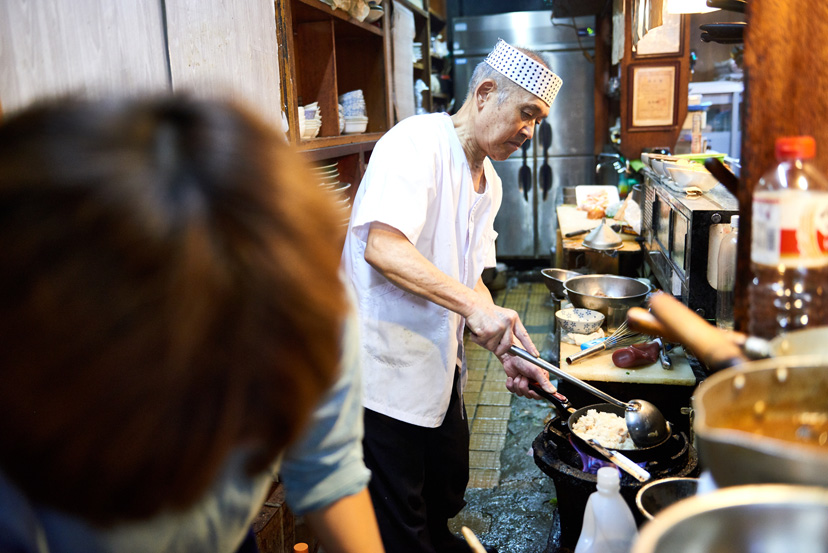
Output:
top-left (310, 163), bottom-right (353, 228)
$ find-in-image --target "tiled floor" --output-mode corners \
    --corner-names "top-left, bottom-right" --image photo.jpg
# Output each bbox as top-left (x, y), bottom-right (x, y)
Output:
top-left (463, 281), bottom-right (555, 489)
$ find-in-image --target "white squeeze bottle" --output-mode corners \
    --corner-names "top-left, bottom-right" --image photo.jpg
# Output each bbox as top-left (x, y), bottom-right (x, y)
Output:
top-left (574, 467), bottom-right (639, 553)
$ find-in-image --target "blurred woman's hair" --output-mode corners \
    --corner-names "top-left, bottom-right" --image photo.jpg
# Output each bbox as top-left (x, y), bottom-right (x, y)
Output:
top-left (0, 95), bottom-right (348, 524)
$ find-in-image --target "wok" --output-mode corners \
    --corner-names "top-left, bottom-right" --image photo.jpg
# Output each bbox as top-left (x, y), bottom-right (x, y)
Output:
top-left (529, 383), bottom-right (672, 464)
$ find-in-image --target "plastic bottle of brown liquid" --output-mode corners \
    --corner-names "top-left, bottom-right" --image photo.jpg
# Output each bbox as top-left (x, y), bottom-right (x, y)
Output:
top-left (749, 136), bottom-right (828, 338)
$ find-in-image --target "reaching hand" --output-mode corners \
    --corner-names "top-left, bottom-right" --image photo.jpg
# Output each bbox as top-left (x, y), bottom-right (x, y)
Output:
top-left (499, 350), bottom-right (557, 399)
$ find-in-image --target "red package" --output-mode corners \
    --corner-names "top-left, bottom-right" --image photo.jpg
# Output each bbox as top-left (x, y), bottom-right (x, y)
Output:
top-left (612, 341), bottom-right (660, 368)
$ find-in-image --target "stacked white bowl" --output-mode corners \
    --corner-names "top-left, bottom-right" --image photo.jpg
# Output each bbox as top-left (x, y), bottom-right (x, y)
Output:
top-left (339, 90), bottom-right (368, 134)
top-left (300, 102), bottom-right (321, 139)
top-left (364, 0), bottom-right (383, 23)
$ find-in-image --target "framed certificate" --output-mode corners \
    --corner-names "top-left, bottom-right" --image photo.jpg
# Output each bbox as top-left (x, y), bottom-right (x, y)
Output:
top-left (628, 63), bottom-right (679, 129)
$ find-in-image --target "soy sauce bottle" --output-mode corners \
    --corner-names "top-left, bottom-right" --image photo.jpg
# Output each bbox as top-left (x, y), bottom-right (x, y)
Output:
top-left (749, 136), bottom-right (828, 339)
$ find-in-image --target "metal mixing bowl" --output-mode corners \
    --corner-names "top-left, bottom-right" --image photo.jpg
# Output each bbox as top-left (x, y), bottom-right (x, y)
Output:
top-left (564, 274), bottom-right (652, 331)
top-left (636, 477), bottom-right (699, 520)
top-left (632, 484), bottom-right (828, 553)
top-left (540, 268), bottom-right (580, 298)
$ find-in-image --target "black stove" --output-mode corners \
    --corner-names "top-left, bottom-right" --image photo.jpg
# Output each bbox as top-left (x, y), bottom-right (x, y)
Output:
top-left (534, 415), bottom-right (699, 551)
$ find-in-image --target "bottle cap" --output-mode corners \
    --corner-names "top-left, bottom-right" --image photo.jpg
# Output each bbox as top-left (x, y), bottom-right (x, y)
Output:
top-left (775, 136), bottom-right (816, 161)
top-left (294, 544), bottom-right (309, 553)
top-left (596, 466), bottom-right (620, 492)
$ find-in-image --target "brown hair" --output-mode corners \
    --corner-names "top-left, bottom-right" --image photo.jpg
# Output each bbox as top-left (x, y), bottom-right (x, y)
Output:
top-left (0, 96), bottom-right (347, 524)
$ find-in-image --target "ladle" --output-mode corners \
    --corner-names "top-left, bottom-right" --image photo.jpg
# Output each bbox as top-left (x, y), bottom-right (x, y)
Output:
top-left (510, 345), bottom-right (671, 447)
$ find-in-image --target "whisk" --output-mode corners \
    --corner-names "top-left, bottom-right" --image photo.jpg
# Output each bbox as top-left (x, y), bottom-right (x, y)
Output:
top-left (566, 320), bottom-right (643, 365)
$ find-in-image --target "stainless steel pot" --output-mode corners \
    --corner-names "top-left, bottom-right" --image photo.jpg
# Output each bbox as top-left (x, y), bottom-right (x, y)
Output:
top-left (693, 354), bottom-right (828, 488)
top-left (564, 274), bottom-right (652, 331)
top-left (632, 484), bottom-right (828, 553)
top-left (635, 477), bottom-right (699, 520)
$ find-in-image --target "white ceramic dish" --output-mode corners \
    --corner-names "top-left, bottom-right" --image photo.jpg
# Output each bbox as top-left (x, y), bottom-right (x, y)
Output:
top-left (555, 308), bottom-right (605, 334)
top-left (665, 164), bottom-right (719, 191)
top-left (344, 119), bottom-right (368, 134)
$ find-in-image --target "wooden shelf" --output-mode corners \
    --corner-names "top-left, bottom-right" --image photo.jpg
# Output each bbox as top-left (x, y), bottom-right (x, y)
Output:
top-left (294, 0), bottom-right (384, 36)
top-left (298, 134), bottom-right (382, 161)
top-left (276, 0), bottom-right (393, 195)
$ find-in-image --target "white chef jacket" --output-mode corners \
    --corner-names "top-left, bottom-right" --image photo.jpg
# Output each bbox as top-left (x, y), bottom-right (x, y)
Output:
top-left (341, 113), bottom-right (501, 428)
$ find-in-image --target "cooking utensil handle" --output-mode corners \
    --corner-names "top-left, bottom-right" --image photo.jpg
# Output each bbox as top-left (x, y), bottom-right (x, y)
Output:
top-left (510, 346), bottom-right (627, 408)
top-left (625, 307), bottom-right (683, 342)
top-left (704, 157), bottom-right (740, 196)
top-left (529, 382), bottom-right (576, 413)
top-left (565, 342), bottom-right (608, 364)
top-left (647, 292), bottom-right (748, 371)
top-left (587, 439), bottom-right (651, 482)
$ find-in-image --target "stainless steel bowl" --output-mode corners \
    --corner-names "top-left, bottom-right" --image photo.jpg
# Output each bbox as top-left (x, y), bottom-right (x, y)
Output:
top-left (564, 274), bottom-right (652, 331)
top-left (636, 477), bottom-right (699, 520)
top-left (632, 484), bottom-right (828, 553)
top-left (693, 354), bottom-right (828, 488)
top-left (540, 268), bottom-right (580, 298)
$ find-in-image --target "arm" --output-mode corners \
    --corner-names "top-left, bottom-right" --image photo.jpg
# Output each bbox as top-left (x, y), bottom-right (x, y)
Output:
top-left (365, 222), bottom-right (554, 396)
top-left (280, 302), bottom-right (383, 549)
top-left (303, 488), bottom-right (385, 553)
top-left (473, 276), bottom-right (556, 399)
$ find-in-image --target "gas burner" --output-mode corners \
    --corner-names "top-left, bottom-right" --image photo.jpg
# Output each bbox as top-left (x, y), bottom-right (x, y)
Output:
top-left (534, 416), bottom-right (699, 550)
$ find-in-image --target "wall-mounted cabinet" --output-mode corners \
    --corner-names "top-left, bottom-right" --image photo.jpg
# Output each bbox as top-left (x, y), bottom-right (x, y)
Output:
top-left (276, 0), bottom-right (393, 150)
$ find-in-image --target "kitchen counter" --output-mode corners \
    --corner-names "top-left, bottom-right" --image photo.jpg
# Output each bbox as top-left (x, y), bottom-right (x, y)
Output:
top-left (559, 342), bottom-right (696, 386)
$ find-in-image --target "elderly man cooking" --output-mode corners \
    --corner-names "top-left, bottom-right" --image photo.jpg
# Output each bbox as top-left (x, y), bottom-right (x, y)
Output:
top-left (341, 39), bottom-right (562, 553)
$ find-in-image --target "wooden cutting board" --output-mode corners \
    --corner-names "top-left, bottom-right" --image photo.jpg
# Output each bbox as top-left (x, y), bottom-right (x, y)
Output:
top-left (559, 342), bottom-right (696, 386)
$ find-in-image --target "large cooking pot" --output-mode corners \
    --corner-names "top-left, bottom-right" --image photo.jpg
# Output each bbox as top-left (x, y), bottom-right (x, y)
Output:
top-left (693, 354), bottom-right (828, 488)
top-left (564, 274), bottom-right (652, 331)
top-left (632, 484), bottom-right (828, 553)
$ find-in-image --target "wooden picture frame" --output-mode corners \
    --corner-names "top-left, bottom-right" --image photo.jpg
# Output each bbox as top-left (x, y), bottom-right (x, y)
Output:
top-left (634, 12), bottom-right (684, 59)
top-left (628, 62), bottom-right (679, 130)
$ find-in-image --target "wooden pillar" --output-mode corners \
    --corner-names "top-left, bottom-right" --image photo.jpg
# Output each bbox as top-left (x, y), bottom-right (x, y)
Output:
top-left (619, 0), bottom-right (691, 161)
top-left (735, 1), bottom-right (828, 330)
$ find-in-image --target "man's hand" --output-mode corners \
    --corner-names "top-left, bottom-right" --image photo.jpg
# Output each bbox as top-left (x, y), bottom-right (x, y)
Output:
top-left (499, 350), bottom-right (557, 399)
top-left (465, 303), bottom-right (533, 357)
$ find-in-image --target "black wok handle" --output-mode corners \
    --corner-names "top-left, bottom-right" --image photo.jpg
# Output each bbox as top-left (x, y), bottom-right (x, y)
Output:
top-left (529, 382), bottom-right (575, 414)
top-left (706, 0), bottom-right (745, 12)
top-left (510, 346), bottom-right (628, 409)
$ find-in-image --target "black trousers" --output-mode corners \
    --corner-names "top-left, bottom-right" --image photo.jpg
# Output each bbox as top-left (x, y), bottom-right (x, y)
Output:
top-left (363, 368), bottom-right (470, 553)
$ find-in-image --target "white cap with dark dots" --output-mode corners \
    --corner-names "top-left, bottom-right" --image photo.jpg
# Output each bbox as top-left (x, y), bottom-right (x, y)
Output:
top-left (484, 39), bottom-right (563, 106)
